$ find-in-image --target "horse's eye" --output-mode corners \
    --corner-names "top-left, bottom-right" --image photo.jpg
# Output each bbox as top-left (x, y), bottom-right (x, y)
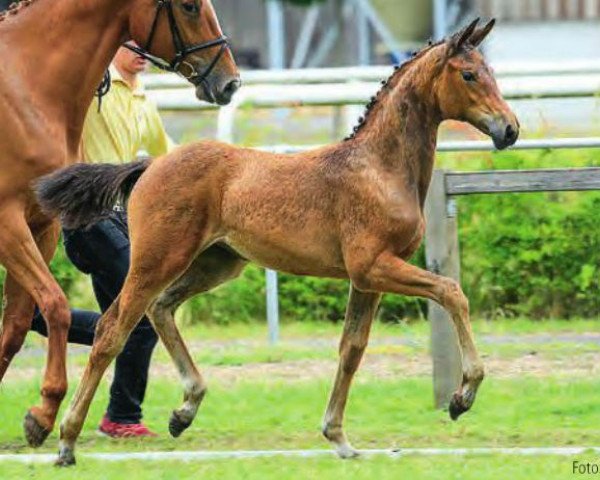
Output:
top-left (462, 71), bottom-right (476, 82)
top-left (182, 1), bottom-right (198, 13)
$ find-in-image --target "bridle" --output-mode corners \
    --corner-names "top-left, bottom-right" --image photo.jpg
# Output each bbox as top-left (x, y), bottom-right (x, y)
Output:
top-left (124, 0), bottom-right (229, 83)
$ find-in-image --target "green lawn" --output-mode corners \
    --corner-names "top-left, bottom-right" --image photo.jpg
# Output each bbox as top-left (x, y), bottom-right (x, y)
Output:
top-left (2, 376), bottom-right (600, 453)
top-left (175, 317), bottom-right (600, 341)
top-left (2, 319), bottom-right (600, 478)
top-left (0, 455), bottom-right (592, 480)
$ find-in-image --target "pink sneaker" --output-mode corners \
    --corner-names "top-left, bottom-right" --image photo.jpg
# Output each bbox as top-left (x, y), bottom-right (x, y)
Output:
top-left (98, 414), bottom-right (157, 438)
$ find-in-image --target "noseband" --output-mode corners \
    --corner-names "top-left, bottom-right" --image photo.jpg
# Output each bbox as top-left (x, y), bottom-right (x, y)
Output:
top-left (124, 0), bottom-right (229, 83)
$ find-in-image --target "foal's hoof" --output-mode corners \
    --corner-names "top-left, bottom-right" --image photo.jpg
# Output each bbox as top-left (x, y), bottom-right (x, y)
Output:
top-left (448, 392), bottom-right (470, 421)
top-left (335, 443), bottom-right (360, 460)
top-left (168, 410), bottom-right (192, 438)
top-left (23, 411), bottom-right (51, 448)
top-left (55, 447), bottom-right (76, 467)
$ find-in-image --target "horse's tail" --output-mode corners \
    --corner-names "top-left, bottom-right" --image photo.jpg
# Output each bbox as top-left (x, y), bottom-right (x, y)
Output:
top-left (35, 158), bottom-right (151, 229)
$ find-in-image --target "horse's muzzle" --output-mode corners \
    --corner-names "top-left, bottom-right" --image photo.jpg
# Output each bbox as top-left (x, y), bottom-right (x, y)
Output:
top-left (195, 76), bottom-right (241, 106)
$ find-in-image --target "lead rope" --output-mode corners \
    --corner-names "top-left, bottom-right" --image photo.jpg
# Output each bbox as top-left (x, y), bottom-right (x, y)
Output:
top-left (95, 69), bottom-right (112, 113)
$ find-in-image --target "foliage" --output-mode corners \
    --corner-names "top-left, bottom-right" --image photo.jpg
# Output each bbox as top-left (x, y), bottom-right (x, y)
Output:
top-left (451, 148), bottom-right (600, 319)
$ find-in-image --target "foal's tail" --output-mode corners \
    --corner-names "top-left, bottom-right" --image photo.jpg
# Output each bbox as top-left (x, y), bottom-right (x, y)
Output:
top-left (35, 159), bottom-right (151, 229)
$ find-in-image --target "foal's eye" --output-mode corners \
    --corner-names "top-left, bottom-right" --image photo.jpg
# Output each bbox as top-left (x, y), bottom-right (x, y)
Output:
top-left (182, 1), bottom-right (198, 14)
top-left (461, 71), bottom-right (476, 82)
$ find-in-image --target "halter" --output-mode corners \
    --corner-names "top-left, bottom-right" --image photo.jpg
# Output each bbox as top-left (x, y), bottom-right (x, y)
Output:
top-left (124, 0), bottom-right (229, 83)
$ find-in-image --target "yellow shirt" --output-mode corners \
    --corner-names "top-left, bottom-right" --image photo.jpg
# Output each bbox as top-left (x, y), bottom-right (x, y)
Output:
top-left (81, 66), bottom-right (175, 163)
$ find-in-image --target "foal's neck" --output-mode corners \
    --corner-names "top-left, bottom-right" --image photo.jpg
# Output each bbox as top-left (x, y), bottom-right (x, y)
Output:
top-left (354, 53), bottom-right (443, 204)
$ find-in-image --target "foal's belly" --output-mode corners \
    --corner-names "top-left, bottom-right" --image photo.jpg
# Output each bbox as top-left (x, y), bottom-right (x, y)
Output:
top-left (223, 230), bottom-right (348, 279)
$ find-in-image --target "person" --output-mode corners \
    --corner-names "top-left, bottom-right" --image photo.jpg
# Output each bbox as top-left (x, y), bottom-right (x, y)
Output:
top-left (31, 41), bottom-right (175, 438)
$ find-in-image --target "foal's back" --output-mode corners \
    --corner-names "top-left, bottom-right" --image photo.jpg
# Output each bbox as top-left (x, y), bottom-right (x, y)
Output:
top-left (131, 140), bottom-right (361, 278)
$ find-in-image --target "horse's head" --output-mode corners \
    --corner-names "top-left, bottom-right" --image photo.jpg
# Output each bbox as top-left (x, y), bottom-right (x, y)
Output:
top-left (128, 0), bottom-right (240, 105)
top-left (435, 18), bottom-right (519, 150)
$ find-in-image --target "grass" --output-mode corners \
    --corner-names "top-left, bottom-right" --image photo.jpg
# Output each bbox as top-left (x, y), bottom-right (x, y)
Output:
top-left (176, 317), bottom-right (600, 341)
top-left (0, 455), bottom-right (592, 480)
top-left (14, 316), bottom-right (600, 370)
top-left (2, 377), bottom-right (600, 478)
top-left (2, 319), bottom-right (600, 478)
top-left (3, 376), bottom-right (600, 453)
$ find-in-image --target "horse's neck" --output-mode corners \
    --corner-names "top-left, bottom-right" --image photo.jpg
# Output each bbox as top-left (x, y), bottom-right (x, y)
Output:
top-left (3, 0), bottom-right (130, 153)
top-left (360, 71), bottom-right (441, 206)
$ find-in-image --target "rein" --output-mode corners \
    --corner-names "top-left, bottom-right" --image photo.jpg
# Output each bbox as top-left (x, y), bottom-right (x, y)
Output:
top-left (124, 0), bottom-right (228, 83)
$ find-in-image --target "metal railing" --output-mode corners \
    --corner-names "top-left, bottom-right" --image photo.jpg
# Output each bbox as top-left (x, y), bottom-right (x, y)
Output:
top-left (147, 74), bottom-right (600, 144)
top-left (143, 60), bottom-right (600, 89)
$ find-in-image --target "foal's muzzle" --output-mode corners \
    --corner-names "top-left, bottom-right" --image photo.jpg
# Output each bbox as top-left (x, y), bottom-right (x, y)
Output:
top-left (488, 117), bottom-right (520, 150)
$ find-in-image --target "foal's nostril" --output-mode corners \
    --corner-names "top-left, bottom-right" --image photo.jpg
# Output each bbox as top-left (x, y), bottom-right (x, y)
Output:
top-left (505, 124), bottom-right (517, 143)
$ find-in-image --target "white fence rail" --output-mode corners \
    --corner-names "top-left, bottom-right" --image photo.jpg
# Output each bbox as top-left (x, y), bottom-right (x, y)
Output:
top-left (143, 60), bottom-right (600, 89)
top-left (148, 75), bottom-right (600, 112)
top-left (148, 73), bottom-right (600, 144)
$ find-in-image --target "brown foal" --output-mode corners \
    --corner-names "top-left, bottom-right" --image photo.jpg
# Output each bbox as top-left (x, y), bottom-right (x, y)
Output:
top-left (0, 0), bottom-right (239, 447)
top-left (38, 18), bottom-right (518, 464)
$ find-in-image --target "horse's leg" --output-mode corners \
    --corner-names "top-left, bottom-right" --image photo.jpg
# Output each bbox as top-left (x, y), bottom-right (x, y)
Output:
top-left (147, 244), bottom-right (247, 438)
top-left (57, 219), bottom-right (209, 466)
top-left (353, 251), bottom-right (484, 420)
top-left (322, 286), bottom-right (381, 458)
top-left (0, 211), bottom-right (69, 447)
top-left (0, 275), bottom-right (36, 380)
top-left (0, 220), bottom-right (60, 378)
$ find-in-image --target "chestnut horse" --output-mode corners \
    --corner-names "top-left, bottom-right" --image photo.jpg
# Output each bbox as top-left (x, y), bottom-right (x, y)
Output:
top-left (0, 0), bottom-right (239, 447)
top-left (38, 19), bottom-right (518, 464)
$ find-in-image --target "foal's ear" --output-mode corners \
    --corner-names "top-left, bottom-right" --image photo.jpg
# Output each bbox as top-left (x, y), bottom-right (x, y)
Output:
top-left (469, 18), bottom-right (496, 47)
top-left (447, 17), bottom-right (479, 57)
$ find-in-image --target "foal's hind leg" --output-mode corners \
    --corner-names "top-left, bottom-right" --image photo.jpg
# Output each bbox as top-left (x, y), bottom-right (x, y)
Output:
top-left (323, 286), bottom-right (381, 458)
top-left (147, 244), bottom-right (247, 438)
top-left (0, 212), bottom-right (69, 447)
top-left (57, 218), bottom-right (211, 466)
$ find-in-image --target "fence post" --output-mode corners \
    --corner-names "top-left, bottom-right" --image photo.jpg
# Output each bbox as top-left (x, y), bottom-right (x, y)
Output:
top-left (266, 269), bottom-right (280, 345)
top-left (424, 170), bottom-right (462, 409)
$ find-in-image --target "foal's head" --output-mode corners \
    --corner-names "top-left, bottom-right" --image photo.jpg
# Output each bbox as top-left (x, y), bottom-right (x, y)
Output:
top-left (434, 18), bottom-right (519, 149)
top-left (128, 0), bottom-right (240, 105)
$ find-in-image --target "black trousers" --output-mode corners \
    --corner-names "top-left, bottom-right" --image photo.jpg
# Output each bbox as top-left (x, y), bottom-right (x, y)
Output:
top-left (31, 212), bottom-right (158, 424)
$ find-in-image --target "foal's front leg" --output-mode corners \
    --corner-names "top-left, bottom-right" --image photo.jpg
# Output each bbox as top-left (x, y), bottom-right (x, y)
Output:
top-left (352, 251), bottom-right (484, 420)
top-left (323, 286), bottom-right (381, 458)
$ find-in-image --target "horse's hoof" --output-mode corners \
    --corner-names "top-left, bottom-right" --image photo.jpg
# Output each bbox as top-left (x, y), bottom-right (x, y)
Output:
top-left (55, 447), bottom-right (76, 467)
top-left (168, 411), bottom-right (192, 438)
top-left (448, 392), bottom-right (469, 421)
top-left (23, 411), bottom-right (51, 448)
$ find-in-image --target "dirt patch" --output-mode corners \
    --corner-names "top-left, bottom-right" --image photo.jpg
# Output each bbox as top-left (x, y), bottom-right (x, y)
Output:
top-left (5, 344), bottom-right (600, 386)
top-left (146, 350), bottom-right (600, 386)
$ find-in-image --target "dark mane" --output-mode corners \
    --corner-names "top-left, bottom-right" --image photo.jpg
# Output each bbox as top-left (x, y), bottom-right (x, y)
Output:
top-left (0, 0), bottom-right (36, 22)
top-left (344, 38), bottom-right (446, 142)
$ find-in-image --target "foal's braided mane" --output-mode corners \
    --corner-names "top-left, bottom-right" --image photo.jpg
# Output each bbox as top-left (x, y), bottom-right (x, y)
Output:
top-left (0, 0), bottom-right (37, 22)
top-left (344, 38), bottom-right (446, 142)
